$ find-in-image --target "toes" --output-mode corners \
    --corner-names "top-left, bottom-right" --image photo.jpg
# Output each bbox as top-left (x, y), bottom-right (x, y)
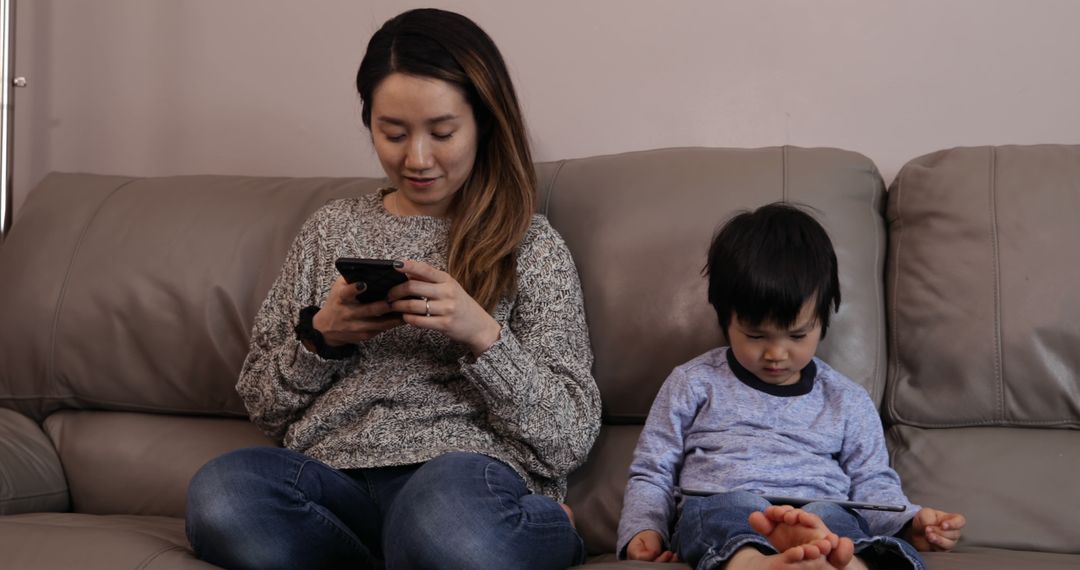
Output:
top-left (826, 537), bottom-right (855, 568)
top-left (791, 509), bottom-right (826, 530)
top-left (764, 504), bottom-right (796, 522)
top-left (749, 510), bottom-right (777, 536)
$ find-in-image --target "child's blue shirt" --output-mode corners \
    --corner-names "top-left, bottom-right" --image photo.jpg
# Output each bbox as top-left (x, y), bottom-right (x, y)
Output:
top-left (617, 347), bottom-right (918, 556)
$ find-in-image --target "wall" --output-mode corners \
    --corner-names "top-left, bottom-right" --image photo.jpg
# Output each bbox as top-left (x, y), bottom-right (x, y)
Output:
top-left (10, 0), bottom-right (1080, 217)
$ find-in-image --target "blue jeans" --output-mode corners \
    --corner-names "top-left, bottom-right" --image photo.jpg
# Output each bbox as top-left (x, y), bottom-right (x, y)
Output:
top-left (672, 491), bottom-right (924, 570)
top-left (185, 448), bottom-right (584, 569)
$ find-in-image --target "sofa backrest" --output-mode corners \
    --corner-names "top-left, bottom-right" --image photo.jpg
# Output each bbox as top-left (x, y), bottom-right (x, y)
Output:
top-left (884, 144), bottom-right (1080, 553)
top-left (544, 147), bottom-right (889, 553)
top-left (0, 174), bottom-right (381, 515)
top-left (542, 146), bottom-right (888, 421)
top-left (0, 147), bottom-right (888, 545)
top-left (0, 174), bottom-right (383, 421)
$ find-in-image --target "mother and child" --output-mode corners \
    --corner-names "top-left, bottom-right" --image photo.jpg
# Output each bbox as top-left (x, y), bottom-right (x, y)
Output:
top-left (183, 7), bottom-right (965, 570)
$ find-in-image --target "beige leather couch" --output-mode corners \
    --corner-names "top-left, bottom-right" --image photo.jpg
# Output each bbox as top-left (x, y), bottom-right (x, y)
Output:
top-left (1, 145), bottom-right (1077, 569)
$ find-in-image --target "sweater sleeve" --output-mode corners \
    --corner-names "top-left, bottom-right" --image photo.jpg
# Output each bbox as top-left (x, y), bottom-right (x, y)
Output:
top-left (616, 366), bottom-right (701, 559)
top-left (235, 206), bottom-right (353, 439)
top-left (460, 221), bottom-right (601, 480)
top-left (840, 389), bottom-right (920, 536)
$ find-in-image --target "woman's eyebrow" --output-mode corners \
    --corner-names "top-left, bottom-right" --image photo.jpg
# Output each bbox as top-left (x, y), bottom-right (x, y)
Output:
top-left (374, 114), bottom-right (458, 126)
top-left (425, 114), bottom-right (458, 125)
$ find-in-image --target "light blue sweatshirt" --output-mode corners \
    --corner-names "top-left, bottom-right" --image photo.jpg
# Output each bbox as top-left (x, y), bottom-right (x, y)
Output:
top-left (617, 347), bottom-right (918, 556)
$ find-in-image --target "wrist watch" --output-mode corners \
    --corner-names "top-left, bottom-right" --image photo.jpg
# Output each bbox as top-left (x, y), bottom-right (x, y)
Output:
top-left (294, 306), bottom-right (358, 360)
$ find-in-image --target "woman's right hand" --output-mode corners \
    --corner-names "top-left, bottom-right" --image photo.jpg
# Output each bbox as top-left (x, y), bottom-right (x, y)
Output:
top-left (627, 530), bottom-right (680, 562)
top-left (311, 276), bottom-right (405, 347)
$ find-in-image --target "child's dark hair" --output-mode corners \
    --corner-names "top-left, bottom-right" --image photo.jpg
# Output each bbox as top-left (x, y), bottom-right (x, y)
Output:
top-left (705, 202), bottom-right (841, 338)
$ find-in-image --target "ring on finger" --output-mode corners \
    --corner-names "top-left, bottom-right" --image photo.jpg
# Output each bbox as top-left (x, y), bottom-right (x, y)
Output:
top-left (423, 296), bottom-right (431, 317)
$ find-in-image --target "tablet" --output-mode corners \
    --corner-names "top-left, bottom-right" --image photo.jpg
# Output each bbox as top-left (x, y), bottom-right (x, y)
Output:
top-left (679, 489), bottom-right (906, 512)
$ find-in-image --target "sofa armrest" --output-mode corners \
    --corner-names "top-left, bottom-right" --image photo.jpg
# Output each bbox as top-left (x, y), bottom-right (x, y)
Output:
top-left (0, 408), bottom-right (70, 514)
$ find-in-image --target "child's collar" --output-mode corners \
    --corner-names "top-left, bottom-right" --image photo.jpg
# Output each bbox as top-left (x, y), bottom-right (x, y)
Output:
top-left (725, 348), bottom-right (816, 397)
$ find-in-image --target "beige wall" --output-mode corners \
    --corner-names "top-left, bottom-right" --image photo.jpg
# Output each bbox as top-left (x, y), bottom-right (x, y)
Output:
top-left (10, 0), bottom-right (1080, 218)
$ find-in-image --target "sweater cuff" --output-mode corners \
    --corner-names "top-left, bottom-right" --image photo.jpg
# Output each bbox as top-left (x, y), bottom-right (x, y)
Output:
top-left (459, 326), bottom-right (534, 402)
top-left (282, 338), bottom-right (350, 392)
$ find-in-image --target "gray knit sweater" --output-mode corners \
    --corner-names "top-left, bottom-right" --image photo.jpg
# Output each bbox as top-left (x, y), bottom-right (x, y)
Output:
top-left (236, 190), bottom-right (601, 500)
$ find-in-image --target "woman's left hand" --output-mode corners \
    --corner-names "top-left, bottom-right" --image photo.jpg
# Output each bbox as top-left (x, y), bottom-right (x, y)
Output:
top-left (387, 259), bottom-right (502, 356)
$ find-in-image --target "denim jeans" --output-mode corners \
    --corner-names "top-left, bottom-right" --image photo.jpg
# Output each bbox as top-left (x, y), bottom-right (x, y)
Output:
top-left (185, 447), bottom-right (584, 569)
top-left (671, 491), bottom-right (924, 570)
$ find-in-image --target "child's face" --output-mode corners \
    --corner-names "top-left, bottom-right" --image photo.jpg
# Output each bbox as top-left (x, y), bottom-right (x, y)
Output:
top-left (728, 300), bottom-right (822, 386)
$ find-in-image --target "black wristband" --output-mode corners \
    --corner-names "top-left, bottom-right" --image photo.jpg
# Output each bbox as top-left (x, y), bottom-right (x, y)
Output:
top-left (294, 305), bottom-right (358, 360)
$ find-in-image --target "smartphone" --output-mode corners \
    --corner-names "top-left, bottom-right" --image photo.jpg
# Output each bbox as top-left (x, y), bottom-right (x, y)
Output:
top-left (334, 257), bottom-right (408, 304)
top-left (679, 489), bottom-right (906, 512)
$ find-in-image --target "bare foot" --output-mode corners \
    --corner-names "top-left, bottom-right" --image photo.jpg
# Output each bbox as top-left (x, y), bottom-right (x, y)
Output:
top-left (725, 543), bottom-right (839, 570)
top-left (560, 503), bottom-right (576, 528)
top-left (747, 506), bottom-right (858, 569)
top-left (749, 506), bottom-right (831, 552)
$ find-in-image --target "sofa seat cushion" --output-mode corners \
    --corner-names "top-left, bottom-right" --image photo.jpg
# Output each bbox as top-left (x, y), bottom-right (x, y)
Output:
top-left (574, 549), bottom-right (1080, 569)
top-left (888, 424), bottom-right (1079, 553)
top-left (0, 513), bottom-right (213, 569)
top-left (44, 411), bottom-right (275, 517)
top-left (920, 547), bottom-right (1080, 570)
top-left (572, 549), bottom-right (1080, 569)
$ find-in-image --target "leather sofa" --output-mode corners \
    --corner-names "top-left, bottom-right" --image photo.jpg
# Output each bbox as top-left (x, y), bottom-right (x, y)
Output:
top-left (1, 145), bottom-right (1077, 569)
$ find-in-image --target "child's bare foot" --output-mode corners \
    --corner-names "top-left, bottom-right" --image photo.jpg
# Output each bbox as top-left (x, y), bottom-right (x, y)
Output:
top-left (747, 506), bottom-right (859, 569)
top-left (724, 542), bottom-right (838, 570)
top-left (560, 503), bottom-right (576, 528)
top-left (749, 506), bottom-right (832, 552)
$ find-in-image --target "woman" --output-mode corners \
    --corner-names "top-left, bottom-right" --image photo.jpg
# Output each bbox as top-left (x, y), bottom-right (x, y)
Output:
top-left (185, 9), bottom-right (601, 569)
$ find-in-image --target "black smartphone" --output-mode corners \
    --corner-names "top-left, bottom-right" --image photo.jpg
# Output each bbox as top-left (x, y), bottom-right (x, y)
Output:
top-left (334, 257), bottom-right (408, 304)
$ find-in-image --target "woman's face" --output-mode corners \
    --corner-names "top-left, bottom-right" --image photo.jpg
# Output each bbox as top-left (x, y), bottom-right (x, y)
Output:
top-left (370, 72), bottom-right (479, 218)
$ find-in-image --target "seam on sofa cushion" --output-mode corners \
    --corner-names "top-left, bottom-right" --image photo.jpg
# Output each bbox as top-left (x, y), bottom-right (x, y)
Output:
top-left (781, 145), bottom-right (789, 202)
top-left (988, 147), bottom-right (1005, 422)
top-left (136, 545), bottom-right (188, 570)
top-left (540, 159), bottom-right (567, 217)
top-left (869, 169), bottom-right (886, 407)
top-left (886, 162), bottom-right (905, 424)
top-left (46, 178), bottom-right (140, 401)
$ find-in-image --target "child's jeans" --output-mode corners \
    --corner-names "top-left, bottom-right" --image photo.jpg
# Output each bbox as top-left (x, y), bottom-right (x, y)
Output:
top-left (185, 447), bottom-right (584, 570)
top-left (671, 491), bottom-right (925, 570)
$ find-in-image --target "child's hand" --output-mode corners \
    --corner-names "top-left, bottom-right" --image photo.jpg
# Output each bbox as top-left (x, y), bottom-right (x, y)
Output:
top-left (906, 507), bottom-right (966, 551)
top-left (627, 530), bottom-right (680, 562)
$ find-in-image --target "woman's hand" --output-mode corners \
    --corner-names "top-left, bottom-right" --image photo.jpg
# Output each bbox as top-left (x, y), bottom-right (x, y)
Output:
top-left (311, 276), bottom-right (405, 347)
top-left (387, 259), bottom-right (501, 356)
top-left (626, 530), bottom-right (679, 562)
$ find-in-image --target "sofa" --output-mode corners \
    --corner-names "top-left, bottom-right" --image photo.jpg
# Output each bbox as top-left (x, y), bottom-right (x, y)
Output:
top-left (0, 144), bottom-right (1077, 569)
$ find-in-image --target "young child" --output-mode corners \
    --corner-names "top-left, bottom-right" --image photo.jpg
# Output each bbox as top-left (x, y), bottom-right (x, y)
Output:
top-left (617, 203), bottom-right (965, 569)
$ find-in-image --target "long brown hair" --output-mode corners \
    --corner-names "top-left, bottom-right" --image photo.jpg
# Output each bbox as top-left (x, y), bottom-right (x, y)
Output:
top-left (356, 9), bottom-right (535, 311)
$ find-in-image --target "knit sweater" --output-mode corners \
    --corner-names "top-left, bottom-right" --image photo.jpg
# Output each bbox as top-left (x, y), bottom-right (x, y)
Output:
top-left (236, 190), bottom-right (601, 500)
top-left (617, 347), bottom-right (918, 556)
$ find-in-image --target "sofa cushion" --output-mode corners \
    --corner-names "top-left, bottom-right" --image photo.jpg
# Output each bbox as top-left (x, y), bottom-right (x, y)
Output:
top-left (44, 411), bottom-right (274, 517)
top-left (573, 547), bottom-right (1080, 569)
top-left (0, 513), bottom-right (213, 569)
top-left (543, 146), bottom-right (888, 420)
top-left (885, 144), bottom-right (1080, 557)
top-left (888, 425), bottom-right (1079, 553)
top-left (0, 408), bottom-right (69, 514)
top-left (566, 424), bottom-right (640, 556)
top-left (885, 145), bottom-right (1080, 427)
top-left (0, 174), bottom-right (382, 421)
